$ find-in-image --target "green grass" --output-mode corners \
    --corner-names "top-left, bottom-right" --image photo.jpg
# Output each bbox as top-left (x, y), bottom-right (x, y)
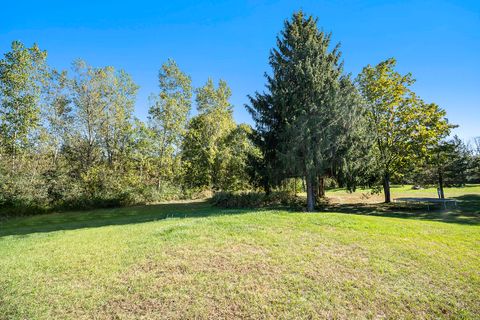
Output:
top-left (1, 187), bottom-right (479, 319)
top-left (328, 183), bottom-right (480, 203)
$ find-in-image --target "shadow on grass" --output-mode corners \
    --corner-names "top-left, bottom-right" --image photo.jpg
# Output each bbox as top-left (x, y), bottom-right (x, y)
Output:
top-left (0, 201), bottom-right (253, 238)
top-left (321, 194), bottom-right (480, 225)
top-left (2, 194), bottom-right (479, 238)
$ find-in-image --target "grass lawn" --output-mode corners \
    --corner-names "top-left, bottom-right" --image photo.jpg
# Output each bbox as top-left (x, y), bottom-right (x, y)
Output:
top-left (0, 186), bottom-right (479, 319)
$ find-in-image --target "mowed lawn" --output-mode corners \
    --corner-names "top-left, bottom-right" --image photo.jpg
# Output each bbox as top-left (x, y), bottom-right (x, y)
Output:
top-left (1, 187), bottom-right (479, 319)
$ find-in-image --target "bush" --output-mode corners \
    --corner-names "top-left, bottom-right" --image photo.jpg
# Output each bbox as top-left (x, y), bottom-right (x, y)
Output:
top-left (211, 191), bottom-right (303, 209)
top-left (211, 191), bottom-right (264, 208)
top-left (182, 188), bottom-right (213, 200)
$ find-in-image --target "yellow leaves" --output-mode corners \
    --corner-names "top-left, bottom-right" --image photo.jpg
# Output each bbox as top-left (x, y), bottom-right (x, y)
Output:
top-left (357, 58), bottom-right (452, 171)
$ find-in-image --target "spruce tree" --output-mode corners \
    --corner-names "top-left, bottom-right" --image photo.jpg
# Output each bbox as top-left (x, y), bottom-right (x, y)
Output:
top-left (248, 11), bottom-right (362, 211)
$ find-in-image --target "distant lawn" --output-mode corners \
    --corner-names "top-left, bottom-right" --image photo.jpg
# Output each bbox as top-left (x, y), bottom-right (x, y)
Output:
top-left (326, 184), bottom-right (480, 207)
top-left (0, 187), bottom-right (479, 319)
top-left (321, 184), bottom-right (480, 225)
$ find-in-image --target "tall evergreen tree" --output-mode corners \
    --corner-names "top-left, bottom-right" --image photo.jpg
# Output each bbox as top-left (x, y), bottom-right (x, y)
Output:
top-left (248, 11), bottom-right (363, 211)
top-left (246, 92), bottom-right (280, 193)
top-left (331, 77), bottom-right (376, 192)
top-left (442, 136), bottom-right (470, 187)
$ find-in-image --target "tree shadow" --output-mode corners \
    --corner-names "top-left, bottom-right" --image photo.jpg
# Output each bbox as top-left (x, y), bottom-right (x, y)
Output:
top-left (2, 194), bottom-right (479, 238)
top-left (321, 194), bottom-right (480, 225)
top-left (0, 201), bottom-right (252, 238)
top-left (452, 194), bottom-right (480, 214)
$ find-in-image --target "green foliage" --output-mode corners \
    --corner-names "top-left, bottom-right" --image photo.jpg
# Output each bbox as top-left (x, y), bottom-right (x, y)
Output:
top-left (148, 59), bottom-right (192, 187)
top-left (0, 41), bottom-right (47, 159)
top-left (357, 58), bottom-right (453, 202)
top-left (182, 115), bottom-right (216, 189)
top-left (469, 137), bottom-right (480, 183)
top-left (69, 60), bottom-right (138, 169)
top-left (435, 137), bottom-right (470, 186)
top-left (0, 42), bottom-right (260, 216)
top-left (247, 11), bottom-right (372, 210)
top-left (182, 79), bottom-right (250, 191)
top-left (0, 28), bottom-right (463, 217)
top-left (216, 124), bottom-right (260, 191)
top-left (410, 136), bottom-right (473, 189)
top-left (331, 77), bottom-right (376, 192)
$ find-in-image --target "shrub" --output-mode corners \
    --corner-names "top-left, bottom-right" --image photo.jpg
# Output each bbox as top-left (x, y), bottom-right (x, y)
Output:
top-left (182, 188), bottom-right (213, 200)
top-left (211, 191), bottom-right (303, 209)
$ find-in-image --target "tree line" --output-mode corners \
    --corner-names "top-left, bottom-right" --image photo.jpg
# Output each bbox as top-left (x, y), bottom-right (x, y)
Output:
top-left (0, 44), bottom-right (256, 214)
top-left (1, 11), bottom-right (479, 215)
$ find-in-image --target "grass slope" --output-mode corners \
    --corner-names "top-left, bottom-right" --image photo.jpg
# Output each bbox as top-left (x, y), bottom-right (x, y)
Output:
top-left (0, 187), bottom-right (479, 319)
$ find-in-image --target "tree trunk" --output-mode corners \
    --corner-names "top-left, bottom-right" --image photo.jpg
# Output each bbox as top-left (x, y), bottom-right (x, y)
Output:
top-left (265, 184), bottom-right (271, 195)
top-left (317, 176), bottom-right (325, 198)
top-left (438, 170), bottom-right (445, 199)
top-left (294, 177), bottom-right (297, 196)
top-left (306, 175), bottom-right (315, 212)
top-left (12, 131), bottom-right (17, 172)
top-left (157, 133), bottom-right (168, 191)
top-left (383, 171), bottom-right (391, 203)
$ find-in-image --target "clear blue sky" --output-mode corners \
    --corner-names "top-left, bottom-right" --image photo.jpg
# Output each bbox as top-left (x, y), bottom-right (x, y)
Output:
top-left (1, 0), bottom-right (479, 140)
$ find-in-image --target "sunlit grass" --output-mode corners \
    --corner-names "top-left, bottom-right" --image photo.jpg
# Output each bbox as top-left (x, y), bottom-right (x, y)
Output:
top-left (0, 187), bottom-right (479, 319)
top-left (327, 183), bottom-right (480, 197)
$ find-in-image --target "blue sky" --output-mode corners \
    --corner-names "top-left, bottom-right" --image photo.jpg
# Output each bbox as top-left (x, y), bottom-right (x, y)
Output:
top-left (1, 0), bottom-right (479, 140)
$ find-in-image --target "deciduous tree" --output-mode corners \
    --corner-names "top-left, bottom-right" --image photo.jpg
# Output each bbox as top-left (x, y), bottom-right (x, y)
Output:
top-left (357, 58), bottom-right (452, 202)
top-left (0, 41), bottom-right (47, 168)
top-left (182, 79), bottom-right (236, 191)
top-left (149, 59), bottom-right (192, 188)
